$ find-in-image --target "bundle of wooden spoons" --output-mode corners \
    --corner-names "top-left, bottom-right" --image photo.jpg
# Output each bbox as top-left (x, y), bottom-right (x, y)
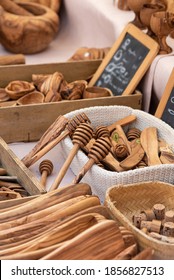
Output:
top-left (0, 182), bottom-right (153, 260)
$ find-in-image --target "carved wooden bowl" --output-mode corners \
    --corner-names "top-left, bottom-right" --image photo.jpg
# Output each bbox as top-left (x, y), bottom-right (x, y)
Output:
top-left (140, 3), bottom-right (166, 37)
top-left (0, 1), bottom-right (59, 54)
top-left (150, 11), bottom-right (174, 54)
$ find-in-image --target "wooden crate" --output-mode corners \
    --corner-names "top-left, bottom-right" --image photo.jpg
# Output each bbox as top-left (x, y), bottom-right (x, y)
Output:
top-left (0, 60), bottom-right (142, 143)
top-left (0, 137), bottom-right (46, 199)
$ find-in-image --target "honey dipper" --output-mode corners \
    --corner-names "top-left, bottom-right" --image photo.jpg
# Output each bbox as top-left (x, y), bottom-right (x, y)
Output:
top-left (72, 137), bottom-right (112, 185)
top-left (25, 113), bottom-right (91, 167)
top-left (39, 160), bottom-right (53, 188)
top-left (49, 123), bottom-right (94, 191)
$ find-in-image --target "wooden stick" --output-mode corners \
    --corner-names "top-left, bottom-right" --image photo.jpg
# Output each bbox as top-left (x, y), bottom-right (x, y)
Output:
top-left (107, 115), bottom-right (137, 132)
top-left (0, 54), bottom-right (25, 65)
top-left (50, 123), bottom-right (93, 191)
top-left (0, 0), bottom-right (33, 16)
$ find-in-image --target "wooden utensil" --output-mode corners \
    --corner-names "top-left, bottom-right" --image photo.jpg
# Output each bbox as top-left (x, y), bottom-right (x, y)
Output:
top-left (39, 160), bottom-right (53, 188)
top-left (23, 113), bottom-right (90, 167)
top-left (119, 139), bottom-right (145, 169)
top-left (72, 137), bottom-right (112, 184)
top-left (22, 115), bottom-right (68, 166)
top-left (50, 123), bottom-right (94, 191)
top-left (140, 127), bottom-right (162, 165)
top-left (40, 220), bottom-right (125, 260)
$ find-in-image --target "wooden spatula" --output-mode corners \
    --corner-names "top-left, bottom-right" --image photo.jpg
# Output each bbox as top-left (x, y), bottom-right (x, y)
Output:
top-left (140, 127), bottom-right (162, 166)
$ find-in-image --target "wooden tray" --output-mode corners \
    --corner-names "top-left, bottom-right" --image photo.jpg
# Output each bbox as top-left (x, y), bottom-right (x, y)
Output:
top-left (0, 60), bottom-right (142, 143)
top-left (105, 181), bottom-right (174, 260)
top-left (0, 137), bottom-right (46, 202)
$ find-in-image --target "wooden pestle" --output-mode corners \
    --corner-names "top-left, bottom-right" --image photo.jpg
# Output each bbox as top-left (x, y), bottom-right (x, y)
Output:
top-left (50, 123), bottom-right (94, 191)
top-left (0, 54), bottom-right (25, 65)
top-left (39, 160), bottom-right (53, 188)
top-left (72, 137), bottom-right (112, 185)
top-left (0, 0), bottom-right (33, 16)
top-left (24, 113), bottom-right (91, 167)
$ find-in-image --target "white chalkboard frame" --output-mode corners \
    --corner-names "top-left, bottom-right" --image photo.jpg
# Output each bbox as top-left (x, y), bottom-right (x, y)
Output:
top-left (89, 23), bottom-right (159, 95)
top-left (155, 68), bottom-right (174, 120)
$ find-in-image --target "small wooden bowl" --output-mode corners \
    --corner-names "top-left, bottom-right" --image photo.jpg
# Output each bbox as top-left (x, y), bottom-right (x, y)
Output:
top-left (16, 91), bottom-right (45, 105)
top-left (0, 1), bottom-right (59, 54)
top-left (105, 181), bottom-right (174, 260)
top-left (83, 86), bottom-right (113, 99)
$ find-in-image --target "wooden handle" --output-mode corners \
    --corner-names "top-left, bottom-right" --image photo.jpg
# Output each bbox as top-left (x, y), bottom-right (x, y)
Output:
top-left (0, 54), bottom-right (25, 65)
top-left (50, 144), bottom-right (80, 191)
top-left (107, 115), bottom-right (137, 132)
top-left (140, 127), bottom-right (162, 166)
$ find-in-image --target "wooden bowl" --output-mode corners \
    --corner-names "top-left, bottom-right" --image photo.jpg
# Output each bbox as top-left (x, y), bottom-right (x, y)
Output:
top-left (16, 91), bottom-right (45, 105)
top-left (105, 181), bottom-right (174, 259)
top-left (83, 86), bottom-right (113, 99)
top-left (0, 1), bottom-right (59, 54)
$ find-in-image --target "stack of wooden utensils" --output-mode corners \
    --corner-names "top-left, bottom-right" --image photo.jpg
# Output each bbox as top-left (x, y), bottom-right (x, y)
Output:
top-left (21, 111), bottom-right (174, 192)
top-left (0, 182), bottom-right (153, 260)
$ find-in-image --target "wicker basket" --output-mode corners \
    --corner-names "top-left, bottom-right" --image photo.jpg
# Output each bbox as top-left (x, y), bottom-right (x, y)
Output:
top-left (105, 181), bottom-right (174, 260)
top-left (61, 105), bottom-right (174, 203)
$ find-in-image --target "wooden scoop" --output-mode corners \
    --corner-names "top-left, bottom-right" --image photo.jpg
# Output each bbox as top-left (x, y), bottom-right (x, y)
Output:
top-left (140, 127), bottom-right (162, 166)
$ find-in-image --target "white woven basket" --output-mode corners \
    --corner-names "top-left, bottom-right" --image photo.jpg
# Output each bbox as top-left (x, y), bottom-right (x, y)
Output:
top-left (60, 106), bottom-right (174, 203)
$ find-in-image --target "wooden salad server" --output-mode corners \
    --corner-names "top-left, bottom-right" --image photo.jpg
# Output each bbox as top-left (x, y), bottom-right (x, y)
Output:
top-left (22, 113), bottom-right (90, 167)
top-left (140, 127), bottom-right (162, 166)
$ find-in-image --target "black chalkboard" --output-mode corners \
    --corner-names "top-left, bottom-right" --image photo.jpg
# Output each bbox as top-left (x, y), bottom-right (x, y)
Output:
top-left (155, 68), bottom-right (174, 129)
top-left (89, 24), bottom-right (159, 96)
top-left (94, 33), bottom-right (149, 95)
top-left (161, 87), bottom-right (174, 128)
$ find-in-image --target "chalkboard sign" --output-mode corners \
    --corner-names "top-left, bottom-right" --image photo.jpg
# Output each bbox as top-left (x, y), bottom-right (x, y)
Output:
top-left (89, 23), bottom-right (159, 96)
top-left (155, 68), bottom-right (174, 129)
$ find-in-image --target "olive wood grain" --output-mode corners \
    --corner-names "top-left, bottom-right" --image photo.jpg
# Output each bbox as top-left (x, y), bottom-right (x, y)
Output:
top-left (0, 183), bottom-right (91, 222)
top-left (140, 127), bottom-right (162, 165)
top-left (41, 220), bottom-right (125, 260)
top-left (0, 54), bottom-right (25, 65)
top-left (22, 115), bottom-right (68, 167)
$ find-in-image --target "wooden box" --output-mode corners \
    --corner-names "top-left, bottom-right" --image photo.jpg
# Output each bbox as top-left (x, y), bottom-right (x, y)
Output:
top-left (0, 60), bottom-right (142, 143)
top-left (0, 136), bottom-right (46, 208)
